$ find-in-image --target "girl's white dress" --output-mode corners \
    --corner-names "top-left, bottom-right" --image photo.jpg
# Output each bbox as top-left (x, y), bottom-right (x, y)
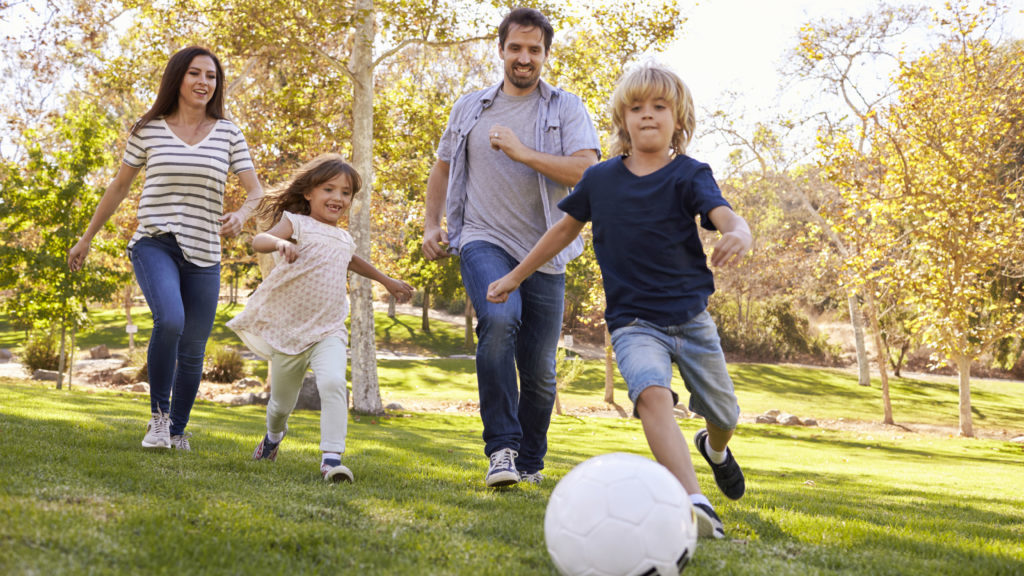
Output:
top-left (228, 211), bottom-right (356, 359)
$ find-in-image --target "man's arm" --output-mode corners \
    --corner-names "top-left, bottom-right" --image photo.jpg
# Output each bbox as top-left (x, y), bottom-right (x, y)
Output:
top-left (489, 124), bottom-right (597, 187)
top-left (422, 159), bottom-right (451, 260)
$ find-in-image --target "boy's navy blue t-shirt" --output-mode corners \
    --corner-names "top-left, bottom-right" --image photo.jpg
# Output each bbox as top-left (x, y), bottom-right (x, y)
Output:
top-left (558, 154), bottom-right (731, 332)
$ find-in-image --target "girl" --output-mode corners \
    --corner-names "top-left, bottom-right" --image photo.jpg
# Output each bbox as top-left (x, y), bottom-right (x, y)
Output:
top-left (487, 62), bottom-right (751, 537)
top-left (227, 154), bottom-right (413, 482)
top-left (69, 46), bottom-right (264, 451)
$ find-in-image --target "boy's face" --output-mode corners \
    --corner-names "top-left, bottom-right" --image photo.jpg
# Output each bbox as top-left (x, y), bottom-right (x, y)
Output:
top-left (624, 95), bottom-right (680, 155)
top-left (499, 24), bottom-right (548, 96)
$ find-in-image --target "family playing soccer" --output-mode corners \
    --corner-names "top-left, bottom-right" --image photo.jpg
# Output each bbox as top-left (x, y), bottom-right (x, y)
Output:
top-left (69, 6), bottom-right (751, 540)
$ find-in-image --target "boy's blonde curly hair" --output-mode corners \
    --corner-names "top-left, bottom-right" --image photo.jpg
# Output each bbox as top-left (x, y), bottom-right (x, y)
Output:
top-left (609, 61), bottom-right (695, 158)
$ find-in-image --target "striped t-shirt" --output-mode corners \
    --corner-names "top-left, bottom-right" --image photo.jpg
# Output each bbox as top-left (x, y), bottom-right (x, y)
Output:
top-left (123, 118), bottom-right (255, 267)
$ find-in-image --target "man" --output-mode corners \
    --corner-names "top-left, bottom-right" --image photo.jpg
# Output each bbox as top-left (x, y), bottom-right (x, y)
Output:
top-left (422, 7), bottom-right (600, 488)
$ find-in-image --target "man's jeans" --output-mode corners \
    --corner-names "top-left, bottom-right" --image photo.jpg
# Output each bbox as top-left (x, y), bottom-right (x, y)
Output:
top-left (460, 241), bottom-right (564, 474)
top-left (131, 234), bottom-right (220, 436)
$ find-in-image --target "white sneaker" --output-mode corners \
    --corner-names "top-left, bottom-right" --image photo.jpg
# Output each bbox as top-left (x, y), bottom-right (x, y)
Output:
top-left (321, 460), bottom-right (354, 483)
top-left (142, 411), bottom-right (171, 449)
top-left (170, 432), bottom-right (192, 451)
top-left (485, 448), bottom-right (519, 488)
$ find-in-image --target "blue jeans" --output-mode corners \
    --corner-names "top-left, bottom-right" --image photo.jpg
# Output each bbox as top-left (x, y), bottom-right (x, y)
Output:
top-left (460, 241), bottom-right (564, 474)
top-left (611, 312), bottom-right (740, 429)
top-left (131, 234), bottom-right (220, 436)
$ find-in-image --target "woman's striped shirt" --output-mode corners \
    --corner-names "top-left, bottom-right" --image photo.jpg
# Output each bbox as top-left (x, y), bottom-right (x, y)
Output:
top-left (123, 118), bottom-right (255, 267)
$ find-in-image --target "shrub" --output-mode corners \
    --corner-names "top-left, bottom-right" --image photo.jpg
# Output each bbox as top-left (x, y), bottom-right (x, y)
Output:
top-left (204, 345), bottom-right (246, 383)
top-left (21, 333), bottom-right (60, 374)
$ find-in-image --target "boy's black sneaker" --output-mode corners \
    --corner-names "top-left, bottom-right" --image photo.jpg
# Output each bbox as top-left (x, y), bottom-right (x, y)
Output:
top-left (693, 428), bottom-right (745, 500)
top-left (692, 502), bottom-right (725, 539)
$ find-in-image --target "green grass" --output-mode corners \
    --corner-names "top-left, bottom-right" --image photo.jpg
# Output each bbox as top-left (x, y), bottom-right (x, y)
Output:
top-left (1, 381), bottom-right (1022, 575)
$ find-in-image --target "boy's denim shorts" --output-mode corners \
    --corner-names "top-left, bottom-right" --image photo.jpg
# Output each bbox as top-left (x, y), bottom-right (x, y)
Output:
top-left (610, 311), bottom-right (740, 430)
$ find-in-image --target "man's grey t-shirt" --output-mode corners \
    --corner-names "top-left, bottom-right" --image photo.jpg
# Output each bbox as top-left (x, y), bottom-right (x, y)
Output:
top-left (462, 90), bottom-right (558, 272)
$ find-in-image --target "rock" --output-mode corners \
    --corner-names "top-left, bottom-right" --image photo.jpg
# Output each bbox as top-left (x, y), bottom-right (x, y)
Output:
top-left (131, 382), bottom-right (150, 393)
top-left (385, 402), bottom-right (404, 411)
top-left (213, 393), bottom-right (254, 406)
top-left (294, 372), bottom-right (320, 411)
top-left (89, 345), bottom-right (111, 359)
top-left (0, 349), bottom-right (12, 362)
top-left (803, 418), bottom-right (818, 427)
top-left (236, 377), bottom-right (262, 389)
top-left (779, 413), bottom-right (803, 426)
top-left (764, 409), bottom-right (781, 418)
top-left (33, 369), bottom-right (60, 381)
top-left (1011, 436), bottom-right (1024, 444)
top-left (756, 414), bottom-right (777, 424)
top-left (253, 390), bottom-right (269, 406)
top-left (111, 367), bottom-right (140, 386)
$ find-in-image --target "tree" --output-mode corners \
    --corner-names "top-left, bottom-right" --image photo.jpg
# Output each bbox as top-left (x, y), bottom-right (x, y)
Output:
top-left (864, 3), bottom-right (1024, 436)
top-left (0, 99), bottom-right (129, 387)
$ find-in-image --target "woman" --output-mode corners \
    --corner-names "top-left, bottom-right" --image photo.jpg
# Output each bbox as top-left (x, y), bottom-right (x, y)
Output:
top-left (69, 46), bottom-right (264, 451)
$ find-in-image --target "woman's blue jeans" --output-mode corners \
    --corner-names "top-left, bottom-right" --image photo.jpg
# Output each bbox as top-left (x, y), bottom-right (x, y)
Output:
top-left (131, 235), bottom-right (220, 436)
top-left (460, 241), bottom-right (564, 474)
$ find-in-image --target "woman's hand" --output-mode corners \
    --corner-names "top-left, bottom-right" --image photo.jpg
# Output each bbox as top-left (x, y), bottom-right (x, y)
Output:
top-left (218, 211), bottom-right (245, 237)
top-left (68, 238), bottom-right (92, 271)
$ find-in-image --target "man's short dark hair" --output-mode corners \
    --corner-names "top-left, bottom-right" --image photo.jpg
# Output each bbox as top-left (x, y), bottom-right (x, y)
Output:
top-left (498, 7), bottom-right (554, 53)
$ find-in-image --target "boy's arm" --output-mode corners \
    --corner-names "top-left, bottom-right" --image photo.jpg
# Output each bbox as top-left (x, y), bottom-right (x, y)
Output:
top-left (348, 255), bottom-right (414, 303)
top-left (252, 218), bottom-right (298, 263)
top-left (487, 214), bottom-right (586, 303)
top-left (707, 206), bottom-right (752, 267)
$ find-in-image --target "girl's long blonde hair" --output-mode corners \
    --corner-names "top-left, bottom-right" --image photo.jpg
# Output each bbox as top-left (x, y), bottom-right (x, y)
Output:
top-left (257, 153), bottom-right (362, 226)
top-left (608, 61), bottom-right (696, 158)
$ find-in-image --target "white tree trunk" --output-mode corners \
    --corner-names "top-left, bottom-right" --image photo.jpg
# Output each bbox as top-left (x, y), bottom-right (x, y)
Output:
top-left (849, 294), bottom-right (870, 386)
top-left (604, 328), bottom-right (614, 404)
top-left (348, 0), bottom-right (383, 414)
top-left (957, 355), bottom-right (973, 437)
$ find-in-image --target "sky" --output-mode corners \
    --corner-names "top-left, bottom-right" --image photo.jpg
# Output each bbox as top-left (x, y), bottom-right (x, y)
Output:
top-left (662, 0), bottom-right (1024, 165)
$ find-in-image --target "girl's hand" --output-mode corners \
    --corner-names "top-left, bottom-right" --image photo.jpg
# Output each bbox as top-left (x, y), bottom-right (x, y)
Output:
top-left (277, 239), bottom-right (299, 263)
top-left (385, 277), bottom-right (414, 303)
top-left (218, 211), bottom-right (244, 237)
top-left (68, 238), bottom-right (91, 271)
top-left (486, 275), bottom-right (520, 303)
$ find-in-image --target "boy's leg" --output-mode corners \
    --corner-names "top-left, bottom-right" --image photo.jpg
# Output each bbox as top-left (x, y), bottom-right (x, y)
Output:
top-left (307, 336), bottom-right (349, 455)
top-left (635, 387), bottom-right (700, 494)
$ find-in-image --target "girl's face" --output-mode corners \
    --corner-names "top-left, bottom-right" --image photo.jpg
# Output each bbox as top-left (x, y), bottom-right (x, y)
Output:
top-left (179, 55), bottom-right (217, 111)
top-left (304, 173), bottom-right (354, 225)
top-left (624, 95), bottom-right (680, 156)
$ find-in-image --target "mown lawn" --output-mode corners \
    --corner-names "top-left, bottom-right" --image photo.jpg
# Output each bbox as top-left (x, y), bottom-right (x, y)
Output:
top-left (1, 381), bottom-right (1023, 575)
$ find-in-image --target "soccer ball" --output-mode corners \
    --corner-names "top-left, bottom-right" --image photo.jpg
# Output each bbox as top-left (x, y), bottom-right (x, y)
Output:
top-left (544, 453), bottom-right (698, 576)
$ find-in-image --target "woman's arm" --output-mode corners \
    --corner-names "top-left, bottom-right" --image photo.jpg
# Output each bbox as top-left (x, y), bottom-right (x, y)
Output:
top-left (68, 163), bottom-right (142, 271)
top-left (219, 169), bottom-right (265, 237)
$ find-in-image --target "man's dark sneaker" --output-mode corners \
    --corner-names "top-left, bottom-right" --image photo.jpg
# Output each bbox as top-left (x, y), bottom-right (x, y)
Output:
top-left (693, 428), bottom-right (745, 500)
top-left (485, 447), bottom-right (520, 488)
top-left (252, 432), bottom-right (284, 461)
top-left (692, 502), bottom-right (725, 539)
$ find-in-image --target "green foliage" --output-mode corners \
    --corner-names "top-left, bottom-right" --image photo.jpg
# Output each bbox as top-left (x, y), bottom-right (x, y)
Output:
top-left (555, 347), bottom-right (585, 391)
top-left (203, 345), bottom-right (247, 383)
top-left (19, 333), bottom-right (61, 374)
top-left (712, 297), bottom-right (842, 365)
top-left (0, 99), bottom-right (129, 339)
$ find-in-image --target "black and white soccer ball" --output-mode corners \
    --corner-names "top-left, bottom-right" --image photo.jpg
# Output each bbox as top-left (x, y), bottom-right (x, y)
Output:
top-left (544, 453), bottom-right (698, 576)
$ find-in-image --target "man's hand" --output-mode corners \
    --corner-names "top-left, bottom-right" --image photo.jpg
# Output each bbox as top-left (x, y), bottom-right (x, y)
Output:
top-left (422, 226), bottom-right (450, 261)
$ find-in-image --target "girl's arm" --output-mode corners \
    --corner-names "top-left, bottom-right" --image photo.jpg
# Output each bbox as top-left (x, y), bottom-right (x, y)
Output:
top-left (219, 169), bottom-right (265, 238)
top-left (707, 205), bottom-right (752, 267)
top-left (348, 256), bottom-right (414, 302)
top-left (487, 214), bottom-right (586, 303)
top-left (252, 217), bottom-right (298, 263)
top-left (68, 163), bottom-right (142, 271)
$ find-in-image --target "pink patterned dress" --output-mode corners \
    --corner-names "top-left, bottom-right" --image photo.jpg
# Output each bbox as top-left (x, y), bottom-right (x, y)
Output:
top-left (228, 212), bottom-right (356, 359)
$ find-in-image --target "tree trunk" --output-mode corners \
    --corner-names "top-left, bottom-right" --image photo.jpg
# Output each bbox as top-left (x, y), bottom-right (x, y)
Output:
top-left (67, 328), bottom-right (76, 391)
top-left (347, 0), bottom-right (382, 415)
top-left (849, 293), bottom-right (870, 386)
top-left (864, 294), bottom-right (893, 424)
top-left (125, 285), bottom-right (135, 354)
top-left (421, 284), bottom-right (431, 333)
top-left (957, 355), bottom-right (974, 437)
top-left (554, 391), bottom-right (563, 416)
top-left (464, 298), bottom-right (474, 351)
top-left (387, 294), bottom-right (396, 318)
top-left (604, 327), bottom-right (614, 404)
top-left (56, 324), bottom-right (66, 390)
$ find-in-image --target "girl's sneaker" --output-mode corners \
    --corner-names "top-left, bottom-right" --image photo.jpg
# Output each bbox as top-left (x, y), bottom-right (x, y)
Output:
top-left (321, 459), bottom-right (354, 483)
top-left (252, 432), bottom-right (285, 461)
top-left (142, 411), bottom-right (171, 449)
top-left (170, 432), bottom-right (192, 451)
